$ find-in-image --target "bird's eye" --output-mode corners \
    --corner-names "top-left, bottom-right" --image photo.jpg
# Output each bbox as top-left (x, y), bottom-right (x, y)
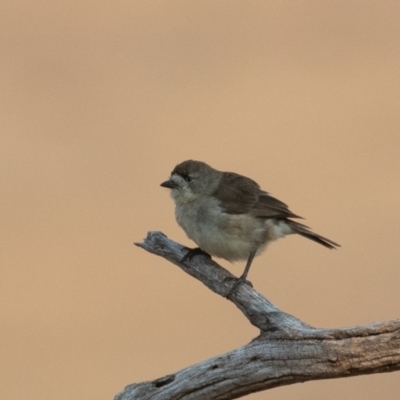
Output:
top-left (184, 175), bottom-right (192, 182)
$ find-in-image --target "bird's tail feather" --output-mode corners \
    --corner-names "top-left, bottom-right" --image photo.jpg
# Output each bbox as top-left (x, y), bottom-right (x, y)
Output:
top-left (287, 221), bottom-right (340, 249)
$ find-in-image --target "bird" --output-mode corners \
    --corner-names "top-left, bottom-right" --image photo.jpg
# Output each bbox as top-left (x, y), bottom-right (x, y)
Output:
top-left (160, 160), bottom-right (339, 293)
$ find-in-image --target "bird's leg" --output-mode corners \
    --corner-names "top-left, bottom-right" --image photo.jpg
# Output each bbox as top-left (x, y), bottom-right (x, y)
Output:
top-left (181, 247), bottom-right (211, 263)
top-left (238, 249), bottom-right (257, 282)
top-left (227, 250), bottom-right (257, 296)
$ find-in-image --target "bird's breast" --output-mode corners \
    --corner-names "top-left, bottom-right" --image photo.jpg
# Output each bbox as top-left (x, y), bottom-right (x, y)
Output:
top-left (175, 198), bottom-right (219, 242)
top-left (174, 198), bottom-right (268, 262)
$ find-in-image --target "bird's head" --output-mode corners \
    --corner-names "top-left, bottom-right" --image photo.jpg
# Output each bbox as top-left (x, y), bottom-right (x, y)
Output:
top-left (161, 160), bottom-right (220, 204)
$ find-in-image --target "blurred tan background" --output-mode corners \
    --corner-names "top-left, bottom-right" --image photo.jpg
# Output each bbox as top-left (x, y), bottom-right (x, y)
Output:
top-left (1, 1), bottom-right (400, 399)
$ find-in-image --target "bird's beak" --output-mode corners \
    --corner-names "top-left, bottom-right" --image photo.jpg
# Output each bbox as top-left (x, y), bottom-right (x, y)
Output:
top-left (160, 179), bottom-right (177, 189)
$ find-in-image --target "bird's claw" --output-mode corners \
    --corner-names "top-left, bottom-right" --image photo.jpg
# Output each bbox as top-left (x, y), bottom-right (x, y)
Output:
top-left (226, 276), bottom-right (253, 297)
top-left (181, 247), bottom-right (211, 263)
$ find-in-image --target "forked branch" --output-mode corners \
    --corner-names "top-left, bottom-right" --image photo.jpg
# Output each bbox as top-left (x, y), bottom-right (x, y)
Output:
top-left (115, 231), bottom-right (400, 400)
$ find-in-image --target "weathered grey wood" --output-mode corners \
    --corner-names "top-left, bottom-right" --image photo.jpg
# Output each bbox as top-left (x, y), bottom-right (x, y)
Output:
top-left (115, 231), bottom-right (400, 400)
top-left (135, 231), bottom-right (310, 332)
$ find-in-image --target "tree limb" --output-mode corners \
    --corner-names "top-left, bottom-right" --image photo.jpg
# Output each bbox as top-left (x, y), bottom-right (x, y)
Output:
top-left (115, 231), bottom-right (400, 400)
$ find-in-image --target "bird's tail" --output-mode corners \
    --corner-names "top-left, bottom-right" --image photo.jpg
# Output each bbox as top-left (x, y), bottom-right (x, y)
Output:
top-left (287, 220), bottom-right (340, 249)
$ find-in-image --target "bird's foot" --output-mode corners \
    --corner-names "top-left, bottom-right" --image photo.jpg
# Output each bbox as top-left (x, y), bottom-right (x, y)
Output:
top-left (181, 247), bottom-right (211, 263)
top-left (226, 276), bottom-right (253, 298)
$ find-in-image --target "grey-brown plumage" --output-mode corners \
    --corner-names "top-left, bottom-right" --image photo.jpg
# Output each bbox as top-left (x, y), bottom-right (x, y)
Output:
top-left (161, 160), bottom-right (339, 290)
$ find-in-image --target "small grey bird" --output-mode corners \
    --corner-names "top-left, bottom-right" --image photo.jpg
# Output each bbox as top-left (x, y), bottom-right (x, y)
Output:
top-left (161, 160), bottom-right (339, 291)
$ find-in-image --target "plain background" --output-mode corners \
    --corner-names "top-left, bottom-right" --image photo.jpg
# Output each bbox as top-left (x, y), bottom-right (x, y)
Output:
top-left (1, 1), bottom-right (400, 399)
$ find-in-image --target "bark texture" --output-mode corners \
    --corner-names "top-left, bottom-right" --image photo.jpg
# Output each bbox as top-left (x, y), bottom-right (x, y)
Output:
top-left (115, 231), bottom-right (400, 400)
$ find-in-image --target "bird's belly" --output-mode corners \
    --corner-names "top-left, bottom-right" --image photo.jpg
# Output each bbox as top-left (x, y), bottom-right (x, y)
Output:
top-left (198, 229), bottom-right (265, 262)
top-left (176, 203), bottom-right (268, 262)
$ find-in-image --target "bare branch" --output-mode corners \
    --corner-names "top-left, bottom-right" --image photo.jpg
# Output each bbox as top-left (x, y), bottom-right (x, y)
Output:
top-left (115, 231), bottom-right (400, 400)
top-left (135, 231), bottom-right (309, 332)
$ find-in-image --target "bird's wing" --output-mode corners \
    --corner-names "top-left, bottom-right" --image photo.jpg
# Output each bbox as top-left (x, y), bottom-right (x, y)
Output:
top-left (213, 173), bottom-right (301, 219)
top-left (212, 172), bottom-right (260, 214)
top-left (252, 191), bottom-right (301, 219)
